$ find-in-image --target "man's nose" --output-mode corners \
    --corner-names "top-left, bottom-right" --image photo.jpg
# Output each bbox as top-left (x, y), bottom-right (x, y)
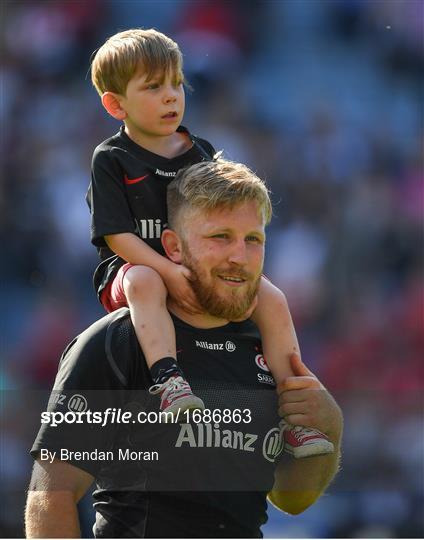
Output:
top-left (228, 241), bottom-right (248, 265)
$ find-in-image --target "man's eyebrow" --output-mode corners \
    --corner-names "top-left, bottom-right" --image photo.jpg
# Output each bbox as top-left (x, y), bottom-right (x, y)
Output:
top-left (204, 227), bottom-right (233, 234)
top-left (247, 231), bottom-right (266, 241)
top-left (205, 227), bottom-right (265, 238)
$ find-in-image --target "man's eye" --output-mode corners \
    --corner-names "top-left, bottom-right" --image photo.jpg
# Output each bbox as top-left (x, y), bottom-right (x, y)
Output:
top-left (212, 234), bottom-right (228, 239)
top-left (246, 236), bottom-right (262, 243)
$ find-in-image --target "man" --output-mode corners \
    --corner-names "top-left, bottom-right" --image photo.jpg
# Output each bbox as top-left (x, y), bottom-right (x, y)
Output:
top-left (25, 159), bottom-right (343, 538)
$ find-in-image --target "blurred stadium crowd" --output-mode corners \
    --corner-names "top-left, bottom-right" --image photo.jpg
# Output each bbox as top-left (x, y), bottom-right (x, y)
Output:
top-left (1, 0), bottom-right (423, 537)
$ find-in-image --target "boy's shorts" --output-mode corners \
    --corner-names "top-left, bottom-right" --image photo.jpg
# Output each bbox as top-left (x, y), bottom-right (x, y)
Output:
top-left (100, 263), bottom-right (134, 313)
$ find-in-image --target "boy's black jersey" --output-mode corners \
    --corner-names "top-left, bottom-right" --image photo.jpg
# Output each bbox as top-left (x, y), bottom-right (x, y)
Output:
top-left (31, 310), bottom-right (283, 538)
top-left (86, 126), bottom-right (215, 300)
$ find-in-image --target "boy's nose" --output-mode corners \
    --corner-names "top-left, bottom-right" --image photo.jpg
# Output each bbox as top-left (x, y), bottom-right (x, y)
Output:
top-left (163, 87), bottom-right (178, 103)
top-left (164, 94), bottom-right (177, 103)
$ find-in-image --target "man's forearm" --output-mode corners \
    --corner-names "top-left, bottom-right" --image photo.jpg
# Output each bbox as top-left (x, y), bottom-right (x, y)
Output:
top-left (270, 406), bottom-right (343, 515)
top-left (269, 438), bottom-right (341, 514)
top-left (26, 458), bottom-right (93, 537)
top-left (25, 491), bottom-right (80, 538)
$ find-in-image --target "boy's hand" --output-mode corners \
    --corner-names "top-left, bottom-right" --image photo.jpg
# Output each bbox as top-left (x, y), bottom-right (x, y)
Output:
top-left (162, 264), bottom-right (203, 315)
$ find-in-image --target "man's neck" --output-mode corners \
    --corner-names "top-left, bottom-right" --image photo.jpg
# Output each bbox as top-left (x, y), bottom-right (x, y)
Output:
top-left (167, 300), bottom-right (230, 329)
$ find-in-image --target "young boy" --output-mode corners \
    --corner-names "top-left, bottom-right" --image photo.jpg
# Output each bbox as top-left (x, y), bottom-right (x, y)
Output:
top-left (87, 28), bottom-right (333, 458)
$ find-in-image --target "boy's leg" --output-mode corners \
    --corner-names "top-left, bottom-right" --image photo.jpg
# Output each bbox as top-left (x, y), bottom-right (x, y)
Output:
top-left (122, 265), bottom-right (204, 415)
top-left (251, 277), bottom-right (334, 458)
top-left (123, 265), bottom-right (176, 367)
top-left (252, 277), bottom-right (300, 381)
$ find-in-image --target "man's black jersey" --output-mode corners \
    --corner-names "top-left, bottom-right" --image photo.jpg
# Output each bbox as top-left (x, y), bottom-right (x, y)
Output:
top-left (86, 126), bottom-right (215, 300)
top-left (31, 310), bottom-right (283, 538)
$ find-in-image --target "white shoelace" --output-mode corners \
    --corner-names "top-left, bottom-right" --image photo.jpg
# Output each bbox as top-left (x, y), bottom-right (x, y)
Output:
top-left (149, 376), bottom-right (190, 401)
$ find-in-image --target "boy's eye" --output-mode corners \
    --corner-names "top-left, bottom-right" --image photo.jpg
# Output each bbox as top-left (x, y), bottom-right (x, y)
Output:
top-left (146, 83), bottom-right (159, 90)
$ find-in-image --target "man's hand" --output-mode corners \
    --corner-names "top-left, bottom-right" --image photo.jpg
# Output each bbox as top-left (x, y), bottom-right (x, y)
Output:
top-left (277, 353), bottom-right (342, 439)
top-left (270, 353), bottom-right (343, 515)
top-left (162, 263), bottom-right (203, 315)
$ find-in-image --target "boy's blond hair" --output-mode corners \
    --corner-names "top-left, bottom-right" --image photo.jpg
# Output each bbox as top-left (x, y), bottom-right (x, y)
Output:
top-left (91, 28), bottom-right (184, 96)
top-left (167, 159), bottom-right (273, 233)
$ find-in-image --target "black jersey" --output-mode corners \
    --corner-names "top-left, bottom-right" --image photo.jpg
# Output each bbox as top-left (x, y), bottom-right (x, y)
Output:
top-left (86, 126), bottom-right (215, 299)
top-left (31, 310), bottom-right (283, 538)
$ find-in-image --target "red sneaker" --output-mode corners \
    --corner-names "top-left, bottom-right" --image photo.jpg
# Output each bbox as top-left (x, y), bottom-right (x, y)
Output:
top-left (280, 421), bottom-right (334, 458)
top-left (149, 376), bottom-right (204, 420)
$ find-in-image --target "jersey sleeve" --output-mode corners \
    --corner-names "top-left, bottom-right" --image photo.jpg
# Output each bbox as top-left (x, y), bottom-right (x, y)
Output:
top-left (88, 146), bottom-right (136, 247)
top-left (30, 313), bottom-right (136, 476)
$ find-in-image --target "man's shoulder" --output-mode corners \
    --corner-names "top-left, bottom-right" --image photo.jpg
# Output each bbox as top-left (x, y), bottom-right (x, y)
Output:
top-left (77, 307), bottom-right (132, 343)
top-left (57, 309), bottom-right (138, 388)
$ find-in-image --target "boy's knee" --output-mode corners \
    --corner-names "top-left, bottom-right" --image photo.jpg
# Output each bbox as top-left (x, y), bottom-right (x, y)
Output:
top-left (260, 277), bottom-right (287, 304)
top-left (274, 287), bottom-right (288, 306)
top-left (258, 280), bottom-right (290, 318)
top-left (123, 266), bottom-right (165, 300)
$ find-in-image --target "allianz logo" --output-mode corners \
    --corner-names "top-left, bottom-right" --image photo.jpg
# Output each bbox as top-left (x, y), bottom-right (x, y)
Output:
top-left (155, 168), bottom-right (176, 177)
top-left (137, 219), bottom-right (166, 239)
top-left (175, 423), bottom-right (283, 462)
top-left (176, 423), bottom-right (256, 452)
top-left (195, 340), bottom-right (236, 352)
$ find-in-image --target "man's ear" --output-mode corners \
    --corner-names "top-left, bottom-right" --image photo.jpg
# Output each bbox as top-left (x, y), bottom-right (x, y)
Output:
top-left (161, 229), bottom-right (183, 263)
top-left (101, 92), bottom-right (127, 121)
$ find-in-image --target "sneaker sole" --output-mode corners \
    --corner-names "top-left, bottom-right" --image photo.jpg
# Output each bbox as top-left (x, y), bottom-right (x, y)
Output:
top-left (285, 440), bottom-right (335, 459)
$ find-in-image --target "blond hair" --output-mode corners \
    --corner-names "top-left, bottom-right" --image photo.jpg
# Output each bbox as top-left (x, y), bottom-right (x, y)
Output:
top-left (167, 159), bottom-right (272, 232)
top-left (91, 28), bottom-right (184, 96)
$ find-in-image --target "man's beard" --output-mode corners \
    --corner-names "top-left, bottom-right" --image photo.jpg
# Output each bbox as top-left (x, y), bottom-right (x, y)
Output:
top-left (181, 246), bottom-right (261, 321)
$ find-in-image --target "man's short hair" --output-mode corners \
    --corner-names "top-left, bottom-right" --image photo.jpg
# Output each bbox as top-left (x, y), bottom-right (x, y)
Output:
top-left (167, 159), bottom-right (273, 233)
top-left (91, 28), bottom-right (184, 96)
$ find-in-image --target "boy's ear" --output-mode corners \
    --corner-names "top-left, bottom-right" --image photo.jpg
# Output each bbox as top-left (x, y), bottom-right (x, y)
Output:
top-left (161, 229), bottom-right (183, 264)
top-left (101, 92), bottom-right (127, 121)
